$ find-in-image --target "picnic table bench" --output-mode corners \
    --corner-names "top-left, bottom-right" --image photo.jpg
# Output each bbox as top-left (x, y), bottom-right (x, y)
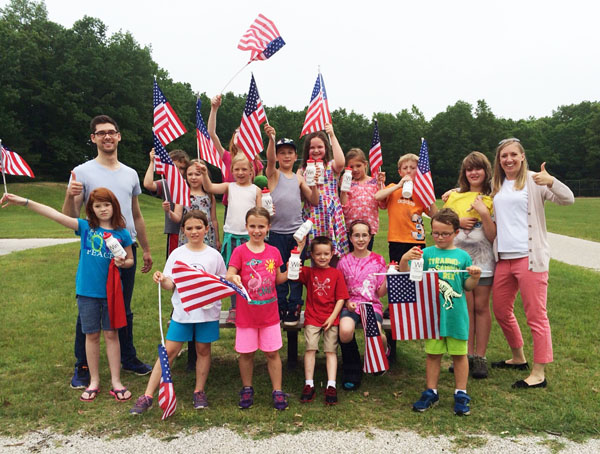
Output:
top-left (219, 311), bottom-right (396, 369)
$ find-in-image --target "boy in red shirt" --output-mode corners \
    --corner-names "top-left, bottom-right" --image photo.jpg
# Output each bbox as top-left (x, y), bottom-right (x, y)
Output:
top-left (294, 236), bottom-right (349, 405)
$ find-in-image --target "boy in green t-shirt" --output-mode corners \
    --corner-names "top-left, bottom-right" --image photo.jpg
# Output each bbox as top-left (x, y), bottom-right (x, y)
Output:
top-left (400, 208), bottom-right (481, 416)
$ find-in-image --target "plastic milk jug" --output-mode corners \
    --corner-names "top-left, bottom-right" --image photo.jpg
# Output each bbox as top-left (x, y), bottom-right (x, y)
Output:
top-left (409, 256), bottom-right (424, 282)
top-left (340, 167), bottom-right (353, 192)
top-left (305, 160), bottom-right (316, 186)
top-left (261, 188), bottom-right (274, 216)
top-left (103, 232), bottom-right (126, 258)
top-left (402, 180), bottom-right (414, 199)
top-left (316, 159), bottom-right (325, 185)
top-left (293, 218), bottom-right (314, 243)
top-left (287, 247), bottom-right (302, 280)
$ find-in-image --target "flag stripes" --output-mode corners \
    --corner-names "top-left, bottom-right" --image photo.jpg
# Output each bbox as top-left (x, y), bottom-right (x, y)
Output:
top-left (0, 145), bottom-right (35, 178)
top-left (237, 14), bottom-right (285, 61)
top-left (369, 120), bottom-right (383, 174)
top-left (158, 344), bottom-right (177, 420)
top-left (196, 99), bottom-right (227, 178)
top-left (359, 302), bottom-right (389, 374)
top-left (153, 80), bottom-right (187, 146)
top-left (153, 135), bottom-right (190, 207)
top-left (413, 139), bottom-right (436, 208)
top-left (300, 72), bottom-right (332, 137)
top-left (236, 74), bottom-right (266, 163)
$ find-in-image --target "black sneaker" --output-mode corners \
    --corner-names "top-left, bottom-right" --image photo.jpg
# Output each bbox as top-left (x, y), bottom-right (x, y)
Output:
top-left (123, 358), bottom-right (152, 376)
top-left (70, 366), bottom-right (90, 389)
top-left (324, 386), bottom-right (338, 405)
top-left (300, 385), bottom-right (316, 403)
top-left (283, 305), bottom-right (301, 327)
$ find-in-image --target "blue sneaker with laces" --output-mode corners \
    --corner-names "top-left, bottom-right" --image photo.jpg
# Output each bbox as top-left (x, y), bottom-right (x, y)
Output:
top-left (412, 389), bottom-right (439, 412)
top-left (454, 391), bottom-right (471, 416)
top-left (70, 366), bottom-right (90, 389)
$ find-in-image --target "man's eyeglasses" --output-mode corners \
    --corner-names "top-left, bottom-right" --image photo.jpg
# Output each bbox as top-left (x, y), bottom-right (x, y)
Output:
top-left (94, 130), bottom-right (119, 138)
top-left (498, 137), bottom-right (520, 146)
top-left (431, 231), bottom-right (454, 238)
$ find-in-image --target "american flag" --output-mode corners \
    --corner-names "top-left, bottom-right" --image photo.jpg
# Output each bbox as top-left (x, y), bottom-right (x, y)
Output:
top-left (300, 72), bottom-right (332, 137)
top-left (153, 135), bottom-right (190, 206)
top-left (413, 139), bottom-right (436, 207)
top-left (171, 261), bottom-right (249, 312)
top-left (387, 273), bottom-right (440, 341)
top-left (369, 120), bottom-right (383, 174)
top-left (359, 303), bottom-right (389, 374)
top-left (158, 343), bottom-right (177, 420)
top-left (153, 80), bottom-right (187, 146)
top-left (235, 74), bottom-right (266, 163)
top-left (0, 144), bottom-right (35, 178)
top-left (237, 14), bottom-right (286, 61)
top-left (196, 99), bottom-right (227, 178)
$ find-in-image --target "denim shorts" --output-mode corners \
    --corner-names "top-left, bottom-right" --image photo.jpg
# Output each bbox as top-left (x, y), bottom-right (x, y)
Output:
top-left (166, 319), bottom-right (220, 343)
top-left (77, 295), bottom-right (111, 334)
top-left (340, 308), bottom-right (383, 325)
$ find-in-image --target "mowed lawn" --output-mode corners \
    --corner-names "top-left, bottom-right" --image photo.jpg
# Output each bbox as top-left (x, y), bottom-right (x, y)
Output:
top-left (0, 183), bottom-right (598, 442)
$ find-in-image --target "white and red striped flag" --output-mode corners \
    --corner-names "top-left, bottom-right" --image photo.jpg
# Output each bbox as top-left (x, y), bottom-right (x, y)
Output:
top-left (413, 138), bottom-right (436, 208)
top-left (157, 343), bottom-right (177, 420)
top-left (0, 144), bottom-right (35, 178)
top-left (369, 120), bottom-right (383, 174)
top-left (235, 74), bottom-right (266, 163)
top-left (237, 14), bottom-right (286, 62)
top-left (387, 273), bottom-right (440, 341)
top-left (196, 99), bottom-right (227, 178)
top-left (153, 135), bottom-right (190, 207)
top-left (153, 79), bottom-right (187, 146)
top-left (359, 302), bottom-right (389, 374)
top-left (300, 72), bottom-right (332, 137)
top-left (171, 261), bottom-right (249, 312)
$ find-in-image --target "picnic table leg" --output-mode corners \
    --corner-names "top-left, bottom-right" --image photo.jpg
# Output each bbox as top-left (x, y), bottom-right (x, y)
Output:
top-left (287, 330), bottom-right (298, 370)
top-left (386, 330), bottom-right (396, 364)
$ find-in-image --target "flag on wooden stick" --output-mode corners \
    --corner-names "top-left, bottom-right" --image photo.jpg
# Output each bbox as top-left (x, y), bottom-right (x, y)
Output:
top-left (235, 74), bottom-right (266, 163)
top-left (369, 120), bottom-right (383, 174)
top-left (153, 79), bottom-right (187, 146)
top-left (300, 71), bottom-right (332, 137)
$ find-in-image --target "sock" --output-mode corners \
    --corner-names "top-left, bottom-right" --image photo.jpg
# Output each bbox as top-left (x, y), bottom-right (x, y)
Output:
top-left (431, 389), bottom-right (438, 395)
top-left (305, 379), bottom-right (314, 387)
top-left (455, 389), bottom-right (467, 395)
top-left (327, 380), bottom-right (336, 388)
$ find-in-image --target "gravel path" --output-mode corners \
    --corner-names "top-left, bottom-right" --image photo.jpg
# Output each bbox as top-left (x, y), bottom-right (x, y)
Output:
top-left (1, 428), bottom-right (599, 453)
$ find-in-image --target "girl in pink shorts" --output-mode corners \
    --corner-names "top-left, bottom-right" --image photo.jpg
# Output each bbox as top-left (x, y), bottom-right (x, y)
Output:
top-left (227, 207), bottom-right (289, 410)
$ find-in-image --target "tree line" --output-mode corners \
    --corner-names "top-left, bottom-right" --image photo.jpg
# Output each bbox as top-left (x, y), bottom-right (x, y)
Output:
top-left (1, 0), bottom-right (599, 195)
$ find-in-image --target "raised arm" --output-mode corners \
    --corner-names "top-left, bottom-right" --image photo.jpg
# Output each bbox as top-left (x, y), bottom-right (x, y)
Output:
top-left (264, 124), bottom-right (278, 181)
top-left (197, 162), bottom-right (229, 195)
top-left (143, 149), bottom-right (158, 192)
top-left (325, 123), bottom-right (345, 174)
top-left (3, 193), bottom-right (79, 231)
top-left (208, 94), bottom-right (226, 158)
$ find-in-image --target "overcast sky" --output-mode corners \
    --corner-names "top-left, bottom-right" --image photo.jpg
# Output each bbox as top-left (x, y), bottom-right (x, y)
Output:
top-left (5, 0), bottom-right (600, 120)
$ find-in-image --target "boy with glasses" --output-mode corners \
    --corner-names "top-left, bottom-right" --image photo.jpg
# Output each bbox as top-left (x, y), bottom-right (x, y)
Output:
top-left (399, 208), bottom-right (481, 416)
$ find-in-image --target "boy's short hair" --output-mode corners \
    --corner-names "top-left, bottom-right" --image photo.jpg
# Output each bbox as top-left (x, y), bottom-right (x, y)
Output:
top-left (397, 153), bottom-right (419, 167)
top-left (310, 236), bottom-right (333, 253)
top-left (90, 115), bottom-right (119, 133)
top-left (182, 210), bottom-right (209, 228)
top-left (169, 149), bottom-right (190, 164)
top-left (431, 208), bottom-right (460, 231)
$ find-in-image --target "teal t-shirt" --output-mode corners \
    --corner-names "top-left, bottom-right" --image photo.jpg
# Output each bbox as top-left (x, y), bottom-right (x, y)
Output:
top-left (422, 246), bottom-right (472, 340)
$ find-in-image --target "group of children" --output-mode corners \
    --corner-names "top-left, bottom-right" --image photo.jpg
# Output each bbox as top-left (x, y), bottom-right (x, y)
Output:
top-left (3, 102), bottom-right (497, 417)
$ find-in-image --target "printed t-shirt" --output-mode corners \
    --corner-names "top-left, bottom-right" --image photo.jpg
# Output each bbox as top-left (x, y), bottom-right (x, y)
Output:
top-left (228, 243), bottom-right (283, 328)
top-left (75, 218), bottom-right (133, 298)
top-left (385, 184), bottom-right (427, 244)
top-left (422, 246), bottom-right (472, 340)
top-left (163, 244), bottom-right (227, 324)
top-left (298, 266), bottom-right (349, 327)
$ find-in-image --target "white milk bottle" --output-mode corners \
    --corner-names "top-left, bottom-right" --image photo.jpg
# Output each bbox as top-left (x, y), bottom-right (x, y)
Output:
top-left (287, 247), bottom-right (302, 280)
top-left (305, 160), bottom-right (316, 186)
top-left (316, 159), bottom-right (325, 185)
top-left (340, 167), bottom-right (353, 192)
top-left (409, 256), bottom-right (424, 282)
top-left (261, 188), bottom-right (274, 216)
top-left (402, 180), bottom-right (414, 199)
top-left (293, 218), bottom-right (314, 243)
top-left (387, 261), bottom-right (399, 274)
top-left (103, 232), bottom-right (126, 258)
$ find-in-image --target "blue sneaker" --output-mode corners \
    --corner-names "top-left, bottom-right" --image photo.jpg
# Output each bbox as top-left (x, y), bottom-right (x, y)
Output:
top-left (122, 358), bottom-right (152, 376)
top-left (239, 386), bottom-right (254, 409)
top-left (70, 366), bottom-right (90, 389)
top-left (412, 389), bottom-right (439, 412)
top-left (454, 391), bottom-right (471, 416)
top-left (272, 390), bottom-right (289, 410)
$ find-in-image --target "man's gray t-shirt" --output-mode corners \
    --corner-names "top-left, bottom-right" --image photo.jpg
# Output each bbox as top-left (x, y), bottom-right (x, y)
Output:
top-left (71, 159), bottom-right (141, 240)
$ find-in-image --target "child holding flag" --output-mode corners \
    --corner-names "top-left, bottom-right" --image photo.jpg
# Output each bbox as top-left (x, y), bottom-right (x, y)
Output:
top-left (399, 208), bottom-right (481, 416)
top-left (1, 189), bottom-right (134, 403)
top-left (130, 210), bottom-right (227, 414)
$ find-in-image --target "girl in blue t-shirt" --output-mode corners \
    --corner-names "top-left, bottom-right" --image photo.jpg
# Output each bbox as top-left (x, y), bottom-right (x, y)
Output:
top-left (1, 188), bottom-right (134, 403)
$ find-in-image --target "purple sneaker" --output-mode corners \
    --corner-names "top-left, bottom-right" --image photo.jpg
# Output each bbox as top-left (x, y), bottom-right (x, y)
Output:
top-left (272, 390), bottom-right (289, 410)
top-left (193, 391), bottom-right (208, 409)
top-left (239, 386), bottom-right (254, 409)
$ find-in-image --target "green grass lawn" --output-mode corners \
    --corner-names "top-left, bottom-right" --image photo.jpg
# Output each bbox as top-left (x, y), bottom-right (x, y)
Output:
top-left (0, 183), bottom-right (599, 441)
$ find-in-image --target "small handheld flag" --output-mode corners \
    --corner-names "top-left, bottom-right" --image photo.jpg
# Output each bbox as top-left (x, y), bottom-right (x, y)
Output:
top-left (153, 79), bottom-right (187, 146)
top-left (369, 120), bottom-right (383, 174)
top-left (157, 284), bottom-right (177, 420)
top-left (196, 99), bottom-right (227, 178)
top-left (301, 71), bottom-right (332, 137)
top-left (0, 143), bottom-right (35, 178)
top-left (235, 74), bottom-right (267, 163)
top-left (359, 302), bottom-right (389, 374)
top-left (153, 135), bottom-right (191, 207)
top-left (238, 14), bottom-right (285, 62)
top-left (413, 138), bottom-right (436, 208)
